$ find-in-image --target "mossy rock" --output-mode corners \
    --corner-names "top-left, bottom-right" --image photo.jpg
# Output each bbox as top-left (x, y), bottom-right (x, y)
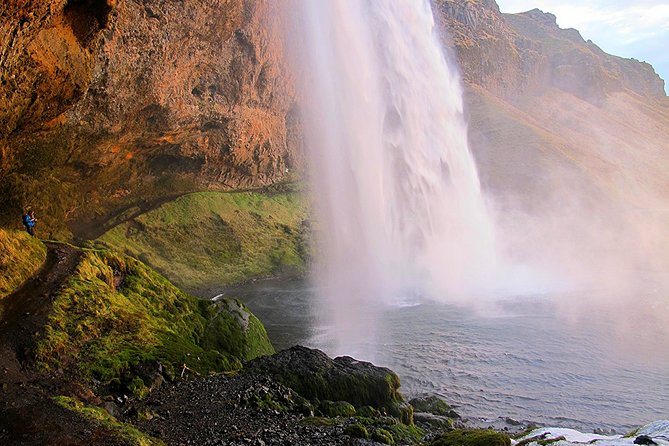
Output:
top-left (246, 346), bottom-right (403, 413)
top-left (345, 423), bottom-right (370, 439)
top-left (320, 400), bottom-right (356, 417)
top-left (409, 395), bottom-right (458, 418)
top-left (428, 429), bottom-right (511, 446)
top-left (34, 250), bottom-right (274, 388)
top-left (372, 428), bottom-right (395, 445)
top-left (388, 423), bottom-right (424, 444)
top-left (413, 412), bottom-right (454, 429)
top-left (397, 402), bottom-right (414, 425)
top-left (357, 406), bottom-right (381, 418)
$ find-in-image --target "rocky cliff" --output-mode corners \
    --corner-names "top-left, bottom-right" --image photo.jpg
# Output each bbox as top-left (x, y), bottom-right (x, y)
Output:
top-left (434, 0), bottom-right (669, 275)
top-left (434, 0), bottom-right (666, 100)
top-left (1, 0), bottom-right (667, 240)
top-left (1, 0), bottom-right (298, 237)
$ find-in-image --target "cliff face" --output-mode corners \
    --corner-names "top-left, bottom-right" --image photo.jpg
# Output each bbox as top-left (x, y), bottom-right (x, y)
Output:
top-left (1, 0), bottom-right (667, 239)
top-left (434, 0), bottom-right (669, 274)
top-left (1, 0), bottom-right (297, 236)
top-left (434, 0), bottom-right (666, 101)
top-left (433, 0), bottom-right (669, 205)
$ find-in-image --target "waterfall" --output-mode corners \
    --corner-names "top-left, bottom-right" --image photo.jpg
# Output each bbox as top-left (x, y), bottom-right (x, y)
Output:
top-left (293, 0), bottom-right (498, 357)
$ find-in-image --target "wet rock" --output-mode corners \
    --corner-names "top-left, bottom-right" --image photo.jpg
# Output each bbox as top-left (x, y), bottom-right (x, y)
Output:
top-left (319, 400), bottom-right (356, 418)
top-left (634, 436), bottom-right (657, 445)
top-left (101, 401), bottom-right (120, 419)
top-left (246, 346), bottom-right (403, 413)
top-left (427, 429), bottom-right (511, 446)
top-left (414, 412), bottom-right (454, 430)
top-left (409, 395), bottom-right (459, 419)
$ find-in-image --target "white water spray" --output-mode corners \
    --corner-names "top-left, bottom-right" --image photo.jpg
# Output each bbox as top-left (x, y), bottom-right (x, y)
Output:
top-left (294, 0), bottom-right (498, 356)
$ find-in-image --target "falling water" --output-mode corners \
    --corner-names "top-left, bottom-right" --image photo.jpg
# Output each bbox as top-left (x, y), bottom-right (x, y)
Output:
top-left (294, 0), bottom-right (498, 356)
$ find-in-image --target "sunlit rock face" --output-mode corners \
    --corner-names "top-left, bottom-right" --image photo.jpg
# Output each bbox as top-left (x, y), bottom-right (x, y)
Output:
top-left (435, 0), bottom-right (669, 279)
top-left (0, 0), bottom-right (667, 239)
top-left (433, 0), bottom-right (666, 100)
top-left (0, 0), bottom-right (298, 235)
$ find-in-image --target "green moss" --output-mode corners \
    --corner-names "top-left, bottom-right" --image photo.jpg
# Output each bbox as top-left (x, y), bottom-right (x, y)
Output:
top-left (408, 396), bottom-right (453, 416)
top-left (128, 377), bottom-right (149, 400)
top-left (357, 406), bottom-right (381, 418)
top-left (299, 417), bottom-right (339, 427)
top-left (320, 400), bottom-right (356, 418)
top-left (0, 228), bottom-right (47, 299)
top-left (513, 426), bottom-right (539, 440)
top-left (372, 428), bottom-right (395, 445)
top-left (35, 250), bottom-right (274, 387)
top-left (345, 423), bottom-right (370, 439)
top-left (624, 428), bottom-right (640, 438)
top-left (429, 429), bottom-right (511, 446)
top-left (97, 191), bottom-right (310, 291)
top-left (53, 396), bottom-right (164, 446)
top-left (388, 423), bottom-right (424, 443)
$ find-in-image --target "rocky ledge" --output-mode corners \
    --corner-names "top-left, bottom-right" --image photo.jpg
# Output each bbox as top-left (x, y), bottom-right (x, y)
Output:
top-left (128, 345), bottom-right (512, 446)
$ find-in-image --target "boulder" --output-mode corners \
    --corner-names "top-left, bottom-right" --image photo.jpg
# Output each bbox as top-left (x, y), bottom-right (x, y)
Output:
top-left (409, 395), bottom-right (460, 418)
top-left (245, 346), bottom-right (403, 414)
top-left (428, 429), bottom-right (511, 446)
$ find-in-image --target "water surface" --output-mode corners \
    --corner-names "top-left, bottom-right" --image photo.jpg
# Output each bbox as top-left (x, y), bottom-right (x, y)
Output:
top-left (225, 279), bottom-right (669, 433)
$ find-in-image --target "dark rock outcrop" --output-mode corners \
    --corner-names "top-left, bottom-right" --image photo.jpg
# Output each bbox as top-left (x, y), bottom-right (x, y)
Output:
top-left (245, 345), bottom-right (404, 414)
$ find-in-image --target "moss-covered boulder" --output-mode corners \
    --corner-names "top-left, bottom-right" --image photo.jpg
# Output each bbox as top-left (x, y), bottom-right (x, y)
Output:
top-left (409, 395), bottom-right (459, 418)
top-left (320, 400), bottom-right (356, 417)
top-left (428, 429), bottom-right (511, 446)
top-left (357, 406), bottom-right (382, 418)
top-left (0, 228), bottom-right (46, 299)
top-left (345, 423), bottom-right (370, 439)
top-left (35, 249), bottom-right (274, 387)
top-left (413, 412), bottom-right (454, 429)
top-left (372, 427), bottom-right (395, 445)
top-left (245, 346), bottom-right (403, 414)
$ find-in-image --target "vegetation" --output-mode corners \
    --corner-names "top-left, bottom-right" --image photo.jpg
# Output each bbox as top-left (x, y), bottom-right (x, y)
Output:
top-left (0, 228), bottom-right (46, 299)
top-left (344, 423), bottom-right (370, 439)
top-left (53, 396), bottom-right (164, 446)
top-left (34, 249), bottom-right (274, 387)
top-left (428, 429), bottom-right (511, 446)
top-left (320, 400), bottom-right (356, 417)
top-left (409, 395), bottom-right (453, 416)
top-left (372, 427), bottom-right (395, 445)
top-left (97, 191), bottom-right (309, 291)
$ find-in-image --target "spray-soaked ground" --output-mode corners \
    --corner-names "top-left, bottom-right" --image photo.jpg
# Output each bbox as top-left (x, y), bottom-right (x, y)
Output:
top-left (225, 278), bottom-right (669, 433)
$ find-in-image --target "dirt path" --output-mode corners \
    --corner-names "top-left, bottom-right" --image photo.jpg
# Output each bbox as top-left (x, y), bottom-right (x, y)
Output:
top-left (0, 243), bottom-right (81, 383)
top-left (0, 243), bottom-right (128, 445)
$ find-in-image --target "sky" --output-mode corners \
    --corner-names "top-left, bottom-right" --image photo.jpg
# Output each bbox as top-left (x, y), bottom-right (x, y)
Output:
top-left (496, 0), bottom-right (669, 95)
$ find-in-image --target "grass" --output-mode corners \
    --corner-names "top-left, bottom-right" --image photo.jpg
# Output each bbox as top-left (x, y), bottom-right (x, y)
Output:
top-left (97, 191), bottom-right (309, 292)
top-left (428, 429), bottom-right (511, 446)
top-left (35, 249), bottom-right (274, 386)
top-left (0, 228), bottom-right (47, 299)
top-left (53, 396), bottom-right (164, 446)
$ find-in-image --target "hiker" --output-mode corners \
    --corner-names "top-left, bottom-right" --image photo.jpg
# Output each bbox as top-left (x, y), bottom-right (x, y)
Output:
top-left (22, 210), bottom-right (36, 236)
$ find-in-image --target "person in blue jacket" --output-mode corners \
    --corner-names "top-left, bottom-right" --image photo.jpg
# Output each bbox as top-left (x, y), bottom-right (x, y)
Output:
top-left (22, 209), bottom-right (36, 236)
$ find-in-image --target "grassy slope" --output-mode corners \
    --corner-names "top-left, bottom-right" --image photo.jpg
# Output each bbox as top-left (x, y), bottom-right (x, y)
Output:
top-left (0, 228), bottom-right (47, 299)
top-left (97, 191), bottom-right (309, 292)
top-left (35, 249), bottom-right (274, 387)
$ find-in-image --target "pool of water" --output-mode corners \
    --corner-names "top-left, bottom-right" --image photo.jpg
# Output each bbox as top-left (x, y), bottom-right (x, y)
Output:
top-left (222, 279), bottom-right (669, 433)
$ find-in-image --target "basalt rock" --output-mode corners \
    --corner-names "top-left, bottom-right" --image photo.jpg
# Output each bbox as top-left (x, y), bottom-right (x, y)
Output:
top-left (245, 345), bottom-right (404, 415)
